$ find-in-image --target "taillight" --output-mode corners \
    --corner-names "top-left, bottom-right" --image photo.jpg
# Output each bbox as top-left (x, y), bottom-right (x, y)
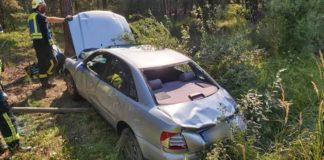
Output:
top-left (160, 131), bottom-right (187, 151)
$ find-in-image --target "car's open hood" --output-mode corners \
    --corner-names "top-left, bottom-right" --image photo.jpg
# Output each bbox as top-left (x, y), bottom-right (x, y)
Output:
top-left (67, 11), bottom-right (132, 58)
top-left (158, 89), bottom-right (237, 129)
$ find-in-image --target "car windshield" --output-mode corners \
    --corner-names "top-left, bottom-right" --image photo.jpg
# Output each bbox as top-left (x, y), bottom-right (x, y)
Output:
top-left (143, 62), bottom-right (218, 105)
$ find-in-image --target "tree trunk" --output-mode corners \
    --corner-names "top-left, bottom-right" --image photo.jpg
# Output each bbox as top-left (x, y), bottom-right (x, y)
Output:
top-left (0, 0), bottom-right (5, 29)
top-left (60, 0), bottom-right (74, 57)
top-left (246, 0), bottom-right (261, 24)
top-left (102, 0), bottom-right (107, 9)
top-left (168, 0), bottom-right (171, 17)
top-left (161, 0), bottom-right (166, 15)
top-left (74, 0), bottom-right (78, 13)
top-left (97, 0), bottom-right (103, 9)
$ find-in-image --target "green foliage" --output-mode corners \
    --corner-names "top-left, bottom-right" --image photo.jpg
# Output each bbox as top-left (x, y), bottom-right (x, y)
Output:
top-left (259, 54), bottom-right (322, 125)
top-left (258, 0), bottom-right (324, 54)
top-left (0, 30), bottom-right (34, 65)
top-left (205, 130), bottom-right (258, 160)
top-left (0, 0), bottom-right (22, 30)
top-left (130, 17), bottom-right (180, 49)
top-left (193, 4), bottom-right (264, 96)
top-left (206, 66), bottom-right (324, 159)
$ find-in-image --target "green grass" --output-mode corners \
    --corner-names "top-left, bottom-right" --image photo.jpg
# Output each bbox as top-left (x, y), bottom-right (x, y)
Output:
top-left (0, 31), bottom-right (34, 65)
top-left (258, 54), bottom-right (323, 127)
top-left (13, 112), bottom-right (118, 160)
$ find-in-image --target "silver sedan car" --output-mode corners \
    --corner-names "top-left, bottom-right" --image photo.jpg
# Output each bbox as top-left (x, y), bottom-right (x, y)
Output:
top-left (64, 11), bottom-right (246, 160)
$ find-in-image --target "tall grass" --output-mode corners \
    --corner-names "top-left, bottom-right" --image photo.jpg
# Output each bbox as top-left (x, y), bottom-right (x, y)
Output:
top-left (312, 50), bottom-right (324, 160)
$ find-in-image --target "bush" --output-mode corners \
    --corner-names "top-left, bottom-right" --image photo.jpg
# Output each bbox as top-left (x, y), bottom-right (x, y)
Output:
top-left (206, 64), bottom-right (324, 159)
top-left (130, 17), bottom-right (180, 49)
top-left (258, 0), bottom-right (324, 54)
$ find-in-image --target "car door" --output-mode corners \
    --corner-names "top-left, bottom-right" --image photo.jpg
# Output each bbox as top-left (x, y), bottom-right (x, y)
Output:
top-left (94, 55), bottom-right (138, 124)
top-left (78, 52), bottom-right (110, 104)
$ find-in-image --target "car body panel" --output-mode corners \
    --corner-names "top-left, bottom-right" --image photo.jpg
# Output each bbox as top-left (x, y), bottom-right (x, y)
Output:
top-left (157, 88), bottom-right (237, 129)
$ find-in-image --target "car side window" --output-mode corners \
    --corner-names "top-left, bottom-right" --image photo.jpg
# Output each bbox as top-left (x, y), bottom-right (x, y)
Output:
top-left (103, 56), bottom-right (138, 101)
top-left (86, 54), bottom-right (109, 77)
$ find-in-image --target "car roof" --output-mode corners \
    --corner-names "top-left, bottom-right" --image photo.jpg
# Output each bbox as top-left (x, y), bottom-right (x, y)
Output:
top-left (106, 45), bottom-right (191, 69)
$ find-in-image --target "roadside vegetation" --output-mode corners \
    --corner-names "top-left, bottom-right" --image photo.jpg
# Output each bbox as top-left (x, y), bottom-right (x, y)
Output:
top-left (0, 0), bottom-right (323, 159)
top-left (130, 2), bottom-right (324, 159)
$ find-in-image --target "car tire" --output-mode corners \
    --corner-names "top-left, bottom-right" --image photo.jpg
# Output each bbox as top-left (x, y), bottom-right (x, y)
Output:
top-left (64, 72), bottom-right (81, 100)
top-left (116, 128), bottom-right (144, 160)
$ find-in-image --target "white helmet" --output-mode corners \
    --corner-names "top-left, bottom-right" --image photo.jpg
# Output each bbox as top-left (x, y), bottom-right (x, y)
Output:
top-left (32, 0), bottom-right (46, 9)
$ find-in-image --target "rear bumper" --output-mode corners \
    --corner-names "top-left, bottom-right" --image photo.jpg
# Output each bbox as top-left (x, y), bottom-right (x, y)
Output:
top-left (137, 115), bottom-right (246, 160)
top-left (137, 136), bottom-right (203, 160)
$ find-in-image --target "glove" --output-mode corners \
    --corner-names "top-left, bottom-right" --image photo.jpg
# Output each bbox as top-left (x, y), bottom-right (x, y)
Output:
top-left (65, 15), bottom-right (73, 22)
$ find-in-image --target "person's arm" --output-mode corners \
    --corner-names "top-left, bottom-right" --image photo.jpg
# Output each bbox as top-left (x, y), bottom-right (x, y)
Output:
top-left (46, 17), bottom-right (65, 23)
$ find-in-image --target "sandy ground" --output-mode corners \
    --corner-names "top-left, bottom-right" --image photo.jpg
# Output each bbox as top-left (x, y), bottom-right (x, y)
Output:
top-left (2, 61), bottom-right (87, 108)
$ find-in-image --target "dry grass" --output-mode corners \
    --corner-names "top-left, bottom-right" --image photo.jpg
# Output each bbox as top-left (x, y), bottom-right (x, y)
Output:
top-left (278, 82), bottom-right (292, 125)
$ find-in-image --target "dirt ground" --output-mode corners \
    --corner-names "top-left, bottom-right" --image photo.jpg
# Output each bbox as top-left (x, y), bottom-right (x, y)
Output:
top-left (2, 61), bottom-right (118, 160)
top-left (4, 61), bottom-right (70, 106)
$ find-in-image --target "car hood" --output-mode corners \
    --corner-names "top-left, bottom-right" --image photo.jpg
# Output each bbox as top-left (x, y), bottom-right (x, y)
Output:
top-left (67, 10), bottom-right (133, 58)
top-left (158, 88), bottom-right (237, 129)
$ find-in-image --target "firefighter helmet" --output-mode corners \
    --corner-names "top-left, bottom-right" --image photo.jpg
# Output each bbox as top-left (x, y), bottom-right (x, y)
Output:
top-left (32, 0), bottom-right (46, 9)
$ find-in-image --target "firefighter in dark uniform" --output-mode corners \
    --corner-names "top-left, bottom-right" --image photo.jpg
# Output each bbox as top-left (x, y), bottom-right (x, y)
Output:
top-left (28, 0), bottom-right (72, 89)
top-left (0, 59), bottom-right (31, 159)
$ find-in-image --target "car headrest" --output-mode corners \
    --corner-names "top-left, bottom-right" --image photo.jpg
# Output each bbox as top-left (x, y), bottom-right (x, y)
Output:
top-left (148, 79), bottom-right (163, 90)
top-left (179, 72), bottom-right (195, 82)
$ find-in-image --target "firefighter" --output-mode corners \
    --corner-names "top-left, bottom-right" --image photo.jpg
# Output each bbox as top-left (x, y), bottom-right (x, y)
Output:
top-left (0, 59), bottom-right (31, 159)
top-left (27, 0), bottom-right (72, 89)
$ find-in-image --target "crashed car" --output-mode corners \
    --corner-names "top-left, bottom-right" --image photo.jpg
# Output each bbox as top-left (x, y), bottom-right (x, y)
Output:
top-left (64, 11), bottom-right (246, 160)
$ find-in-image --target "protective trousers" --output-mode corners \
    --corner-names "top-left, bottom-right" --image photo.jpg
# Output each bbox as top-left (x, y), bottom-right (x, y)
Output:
top-left (0, 100), bottom-right (20, 147)
top-left (33, 42), bottom-right (57, 83)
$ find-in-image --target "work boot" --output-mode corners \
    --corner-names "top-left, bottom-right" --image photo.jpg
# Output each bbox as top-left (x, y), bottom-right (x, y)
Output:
top-left (40, 78), bottom-right (56, 89)
top-left (8, 140), bottom-right (31, 153)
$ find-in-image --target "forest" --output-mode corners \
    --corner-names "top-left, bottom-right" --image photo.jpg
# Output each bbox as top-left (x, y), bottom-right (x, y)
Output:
top-left (0, 0), bottom-right (323, 159)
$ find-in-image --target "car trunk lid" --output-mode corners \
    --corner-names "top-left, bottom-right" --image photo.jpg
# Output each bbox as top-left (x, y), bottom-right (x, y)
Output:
top-left (158, 89), bottom-right (236, 129)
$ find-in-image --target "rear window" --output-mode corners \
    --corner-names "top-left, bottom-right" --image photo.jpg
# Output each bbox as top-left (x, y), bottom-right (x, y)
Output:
top-left (143, 62), bottom-right (218, 105)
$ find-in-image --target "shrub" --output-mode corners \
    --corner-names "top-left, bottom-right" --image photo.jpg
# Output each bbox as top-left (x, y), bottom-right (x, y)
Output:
top-left (130, 17), bottom-right (180, 49)
top-left (258, 0), bottom-right (324, 54)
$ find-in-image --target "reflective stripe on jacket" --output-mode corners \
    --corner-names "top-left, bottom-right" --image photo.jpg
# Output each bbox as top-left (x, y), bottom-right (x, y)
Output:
top-left (27, 12), bottom-right (53, 45)
top-left (28, 13), bottom-right (42, 40)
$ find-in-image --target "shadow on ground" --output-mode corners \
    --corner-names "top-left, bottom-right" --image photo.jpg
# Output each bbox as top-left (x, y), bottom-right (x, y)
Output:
top-left (50, 91), bottom-right (119, 160)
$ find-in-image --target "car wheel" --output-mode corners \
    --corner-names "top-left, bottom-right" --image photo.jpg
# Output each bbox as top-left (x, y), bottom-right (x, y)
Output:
top-left (64, 72), bottom-right (81, 100)
top-left (117, 128), bottom-right (144, 160)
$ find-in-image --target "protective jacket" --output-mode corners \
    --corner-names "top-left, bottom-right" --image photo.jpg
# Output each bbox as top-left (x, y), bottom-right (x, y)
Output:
top-left (0, 59), bottom-right (20, 147)
top-left (28, 11), bottom-right (53, 45)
